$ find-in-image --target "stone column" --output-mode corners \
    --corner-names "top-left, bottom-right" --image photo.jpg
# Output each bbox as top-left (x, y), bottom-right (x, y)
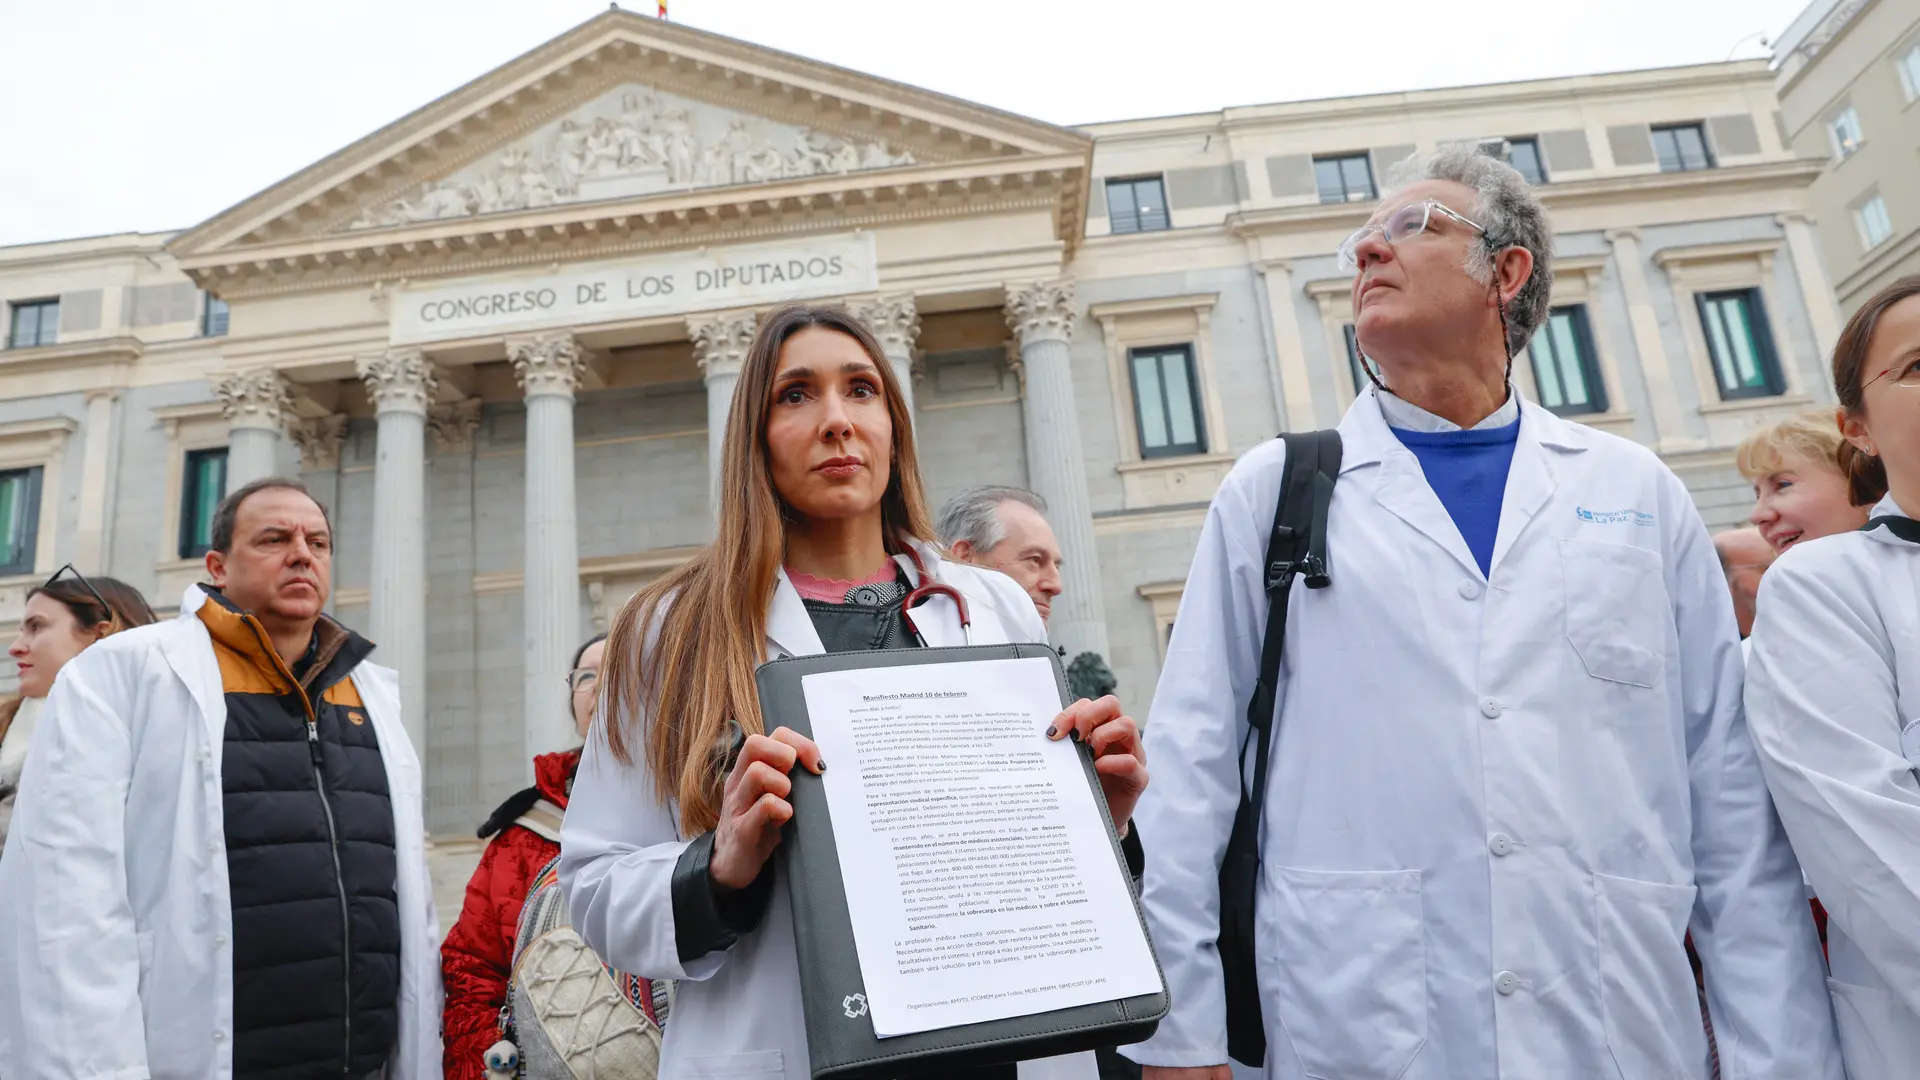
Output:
top-left (511, 333), bottom-right (589, 765)
top-left (214, 368), bottom-right (295, 488)
top-left (1256, 261), bottom-right (1319, 430)
top-left (849, 293), bottom-right (921, 416)
top-left (1005, 280), bottom-right (1110, 661)
top-left (1605, 229), bottom-right (1700, 453)
top-left (356, 349), bottom-right (437, 759)
top-left (1779, 213), bottom-right (1844, 358)
top-left (690, 311), bottom-right (760, 512)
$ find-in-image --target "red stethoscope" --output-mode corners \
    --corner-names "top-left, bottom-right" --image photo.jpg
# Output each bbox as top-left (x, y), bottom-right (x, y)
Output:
top-left (900, 547), bottom-right (972, 646)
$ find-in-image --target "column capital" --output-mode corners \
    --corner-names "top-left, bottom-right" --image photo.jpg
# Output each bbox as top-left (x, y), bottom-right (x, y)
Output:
top-left (289, 413), bottom-right (349, 470)
top-left (1776, 211), bottom-right (1816, 228)
top-left (213, 368), bottom-right (295, 432)
top-left (357, 348), bottom-right (439, 416)
top-left (429, 397), bottom-right (484, 453)
top-left (847, 293), bottom-right (921, 359)
top-left (689, 310), bottom-right (760, 383)
top-left (509, 332), bottom-right (590, 400)
top-left (1603, 227), bottom-right (1643, 247)
top-left (1005, 279), bottom-right (1078, 346)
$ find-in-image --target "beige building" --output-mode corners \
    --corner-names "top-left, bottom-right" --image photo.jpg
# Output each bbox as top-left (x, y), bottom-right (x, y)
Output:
top-left (0, 12), bottom-right (1840, 831)
top-left (1774, 0), bottom-right (1920, 312)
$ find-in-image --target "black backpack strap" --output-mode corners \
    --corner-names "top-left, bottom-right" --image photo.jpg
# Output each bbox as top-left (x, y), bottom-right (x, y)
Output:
top-left (1219, 429), bottom-right (1342, 1067)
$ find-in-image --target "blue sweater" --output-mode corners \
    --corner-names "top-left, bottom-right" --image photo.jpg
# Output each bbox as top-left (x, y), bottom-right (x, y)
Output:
top-left (1391, 418), bottom-right (1522, 577)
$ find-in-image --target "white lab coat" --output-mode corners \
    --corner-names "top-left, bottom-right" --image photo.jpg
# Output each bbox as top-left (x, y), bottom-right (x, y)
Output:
top-left (1746, 493), bottom-right (1920, 1080)
top-left (560, 542), bottom-right (1099, 1080)
top-left (1127, 391), bottom-right (1840, 1079)
top-left (0, 585), bottom-right (443, 1080)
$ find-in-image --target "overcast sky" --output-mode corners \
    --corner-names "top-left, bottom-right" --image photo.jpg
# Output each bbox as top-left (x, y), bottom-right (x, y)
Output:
top-left (0, 0), bottom-right (1814, 247)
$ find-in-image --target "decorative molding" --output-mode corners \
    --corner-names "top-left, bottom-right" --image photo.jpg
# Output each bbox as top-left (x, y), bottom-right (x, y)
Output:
top-left (1792, 0), bottom-right (1870, 62)
top-left (212, 368), bottom-right (295, 432)
top-left (689, 310), bottom-right (760, 381)
top-left (508, 333), bottom-right (590, 399)
top-left (846, 293), bottom-right (921, 359)
top-left (343, 85), bottom-right (916, 231)
top-left (289, 413), bottom-right (349, 470)
top-left (1650, 237), bottom-right (1782, 269)
top-left (1086, 293), bottom-right (1219, 321)
top-left (356, 348), bottom-right (440, 415)
top-left (1005, 279), bottom-right (1077, 346)
top-left (428, 398), bottom-right (484, 453)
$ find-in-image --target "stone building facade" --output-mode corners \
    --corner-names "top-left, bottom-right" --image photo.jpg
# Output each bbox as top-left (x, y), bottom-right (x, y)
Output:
top-left (0, 12), bottom-right (1843, 832)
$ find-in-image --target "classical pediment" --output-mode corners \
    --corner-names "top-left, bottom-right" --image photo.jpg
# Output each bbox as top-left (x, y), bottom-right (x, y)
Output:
top-left (167, 9), bottom-right (1090, 296)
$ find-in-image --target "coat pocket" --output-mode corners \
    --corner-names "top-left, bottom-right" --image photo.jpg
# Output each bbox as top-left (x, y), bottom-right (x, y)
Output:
top-left (1263, 866), bottom-right (1427, 1080)
top-left (1594, 873), bottom-right (1702, 1080)
top-left (1560, 539), bottom-right (1668, 689)
top-left (683, 1050), bottom-right (785, 1077)
top-left (1829, 976), bottom-right (1920, 1080)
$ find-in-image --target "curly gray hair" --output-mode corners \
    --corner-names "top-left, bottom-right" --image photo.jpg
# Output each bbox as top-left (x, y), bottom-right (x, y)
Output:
top-left (1383, 145), bottom-right (1554, 358)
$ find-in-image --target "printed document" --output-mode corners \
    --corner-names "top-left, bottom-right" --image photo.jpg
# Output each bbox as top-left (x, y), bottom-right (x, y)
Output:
top-left (800, 656), bottom-right (1163, 1038)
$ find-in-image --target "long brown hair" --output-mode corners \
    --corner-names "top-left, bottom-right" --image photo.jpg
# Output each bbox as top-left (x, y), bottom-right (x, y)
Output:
top-left (600, 303), bottom-right (936, 833)
top-left (1833, 274), bottom-right (1920, 506)
top-left (1, 574), bottom-right (157, 734)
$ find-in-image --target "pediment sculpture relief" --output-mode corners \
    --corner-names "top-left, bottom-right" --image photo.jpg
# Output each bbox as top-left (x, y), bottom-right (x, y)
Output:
top-left (345, 85), bottom-right (917, 230)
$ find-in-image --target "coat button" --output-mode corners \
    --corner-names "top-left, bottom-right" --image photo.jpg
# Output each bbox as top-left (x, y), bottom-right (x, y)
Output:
top-left (1495, 970), bottom-right (1521, 995)
top-left (1458, 581), bottom-right (1481, 600)
top-left (1489, 833), bottom-right (1515, 857)
top-left (214, 933), bottom-right (228, 948)
top-left (206, 841), bottom-right (219, 856)
top-left (212, 1030), bottom-right (225, 1043)
top-left (1480, 697), bottom-right (1504, 719)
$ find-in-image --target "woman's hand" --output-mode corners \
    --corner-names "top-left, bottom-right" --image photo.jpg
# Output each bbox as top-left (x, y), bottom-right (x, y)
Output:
top-left (710, 726), bottom-right (824, 891)
top-left (1048, 695), bottom-right (1148, 834)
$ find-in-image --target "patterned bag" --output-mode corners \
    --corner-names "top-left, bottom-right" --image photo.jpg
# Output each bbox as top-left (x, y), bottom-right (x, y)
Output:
top-left (492, 856), bottom-right (671, 1079)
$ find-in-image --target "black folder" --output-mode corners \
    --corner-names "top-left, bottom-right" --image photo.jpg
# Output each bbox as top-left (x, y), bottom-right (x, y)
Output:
top-left (755, 643), bottom-right (1169, 1079)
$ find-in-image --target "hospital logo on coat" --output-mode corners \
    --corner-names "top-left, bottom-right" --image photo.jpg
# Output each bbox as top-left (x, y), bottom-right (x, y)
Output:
top-left (1576, 506), bottom-right (1656, 527)
top-left (843, 993), bottom-right (868, 1019)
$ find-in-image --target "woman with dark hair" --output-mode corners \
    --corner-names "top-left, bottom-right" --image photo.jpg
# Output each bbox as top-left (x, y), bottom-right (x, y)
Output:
top-left (442, 632), bottom-right (643, 1080)
top-left (1745, 274), bottom-right (1920, 1080)
top-left (0, 568), bottom-right (156, 852)
top-left (558, 304), bottom-right (1147, 1080)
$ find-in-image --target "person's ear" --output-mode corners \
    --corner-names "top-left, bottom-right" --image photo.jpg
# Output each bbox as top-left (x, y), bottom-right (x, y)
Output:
top-left (950, 540), bottom-right (976, 563)
top-left (1494, 246), bottom-right (1534, 307)
top-left (1839, 408), bottom-right (1875, 457)
top-left (89, 621), bottom-right (114, 643)
top-left (205, 548), bottom-right (229, 589)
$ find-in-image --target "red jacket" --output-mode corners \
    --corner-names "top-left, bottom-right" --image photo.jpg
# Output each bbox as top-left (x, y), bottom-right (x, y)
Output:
top-left (441, 749), bottom-right (581, 1080)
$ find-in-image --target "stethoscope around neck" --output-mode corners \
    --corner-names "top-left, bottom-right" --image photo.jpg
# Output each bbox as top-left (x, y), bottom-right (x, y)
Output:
top-left (899, 546), bottom-right (973, 647)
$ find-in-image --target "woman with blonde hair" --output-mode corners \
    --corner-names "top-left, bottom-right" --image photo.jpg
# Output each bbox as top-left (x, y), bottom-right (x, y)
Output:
top-left (558, 304), bottom-right (1147, 1080)
top-left (0, 566), bottom-right (156, 852)
top-left (1738, 409), bottom-right (1871, 555)
top-left (1745, 274), bottom-right (1920, 1080)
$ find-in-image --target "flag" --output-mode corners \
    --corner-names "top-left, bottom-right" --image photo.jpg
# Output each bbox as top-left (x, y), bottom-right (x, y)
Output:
top-left (657, 0), bottom-right (667, 17)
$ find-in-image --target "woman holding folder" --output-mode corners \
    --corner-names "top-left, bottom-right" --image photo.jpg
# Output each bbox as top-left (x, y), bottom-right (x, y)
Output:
top-left (559, 303), bottom-right (1149, 1080)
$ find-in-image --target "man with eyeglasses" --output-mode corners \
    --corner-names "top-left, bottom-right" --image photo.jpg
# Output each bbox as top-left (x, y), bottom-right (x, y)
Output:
top-left (1124, 147), bottom-right (1840, 1080)
top-left (0, 477), bottom-right (440, 1080)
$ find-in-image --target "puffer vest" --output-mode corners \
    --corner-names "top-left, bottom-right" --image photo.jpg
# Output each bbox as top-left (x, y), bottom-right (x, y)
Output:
top-left (199, 586), bottom-right (400, 1079)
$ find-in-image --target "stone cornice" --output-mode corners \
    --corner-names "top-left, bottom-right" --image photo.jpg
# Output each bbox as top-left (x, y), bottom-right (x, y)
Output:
top-left (177, 154), bottom-right (1084, 299)
top-left (166, 11), bottom-right (1087, 267)
top-left (0, 336), bottom-right (143, 375)
top-left (1226, 159), bottom-right (1827, 240)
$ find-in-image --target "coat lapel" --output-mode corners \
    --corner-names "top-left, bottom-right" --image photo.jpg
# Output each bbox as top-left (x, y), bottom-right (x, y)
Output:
top-left (766, 569), bottom-right (827, 659)
top-left (1340, 394), bottom-right (1485, 581)
top-left (1486, 401), bottom-right (1574, 579)
top-left (160, 585), bottom-right (228, 752)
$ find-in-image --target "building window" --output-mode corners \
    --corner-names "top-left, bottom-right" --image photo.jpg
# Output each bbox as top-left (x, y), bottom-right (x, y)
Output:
top-left (1651, 123), bottom-right (1714, 172)
top-left (1897, 42), bottom-right (1920, 103)
top-left (1106, 176), bottom-right (1170, 234)
top-left (1856, 194), bottom-right (1894, 250)
top-left (1128, 345), bottom-right (1207, 458)
top-left (1342, 324), bottom-right (1378, 392)
top-left (1697, 289), bottom-right (1784, 400)
top-left (1314, 153), bottom-right (1376, 204)
top-left (1527, 305), bottom-right (1609, 415)
top-left (1828, 106), bottom-right (1864, 158)
top-left (1504, 137), bottom-right (1548, 185)
top-left (178, 448), bottom-right (228, 559)
top-left (0, 468), bottom-right (42, 577)
top-left (6, 298), bottom-right (58, 350)
top-left (202, 295), bottom-right (230, 337)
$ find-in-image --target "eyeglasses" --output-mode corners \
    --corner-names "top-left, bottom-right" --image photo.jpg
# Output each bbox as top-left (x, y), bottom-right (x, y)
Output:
top-left (1337, 200), bottom-right (1487, 274)
top-left (42, 564), bottom-right (111, 616)
top-left (1862, 355), bottom-right (1920, 391)
top-left (566, 668), bottom-right (599, 692)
